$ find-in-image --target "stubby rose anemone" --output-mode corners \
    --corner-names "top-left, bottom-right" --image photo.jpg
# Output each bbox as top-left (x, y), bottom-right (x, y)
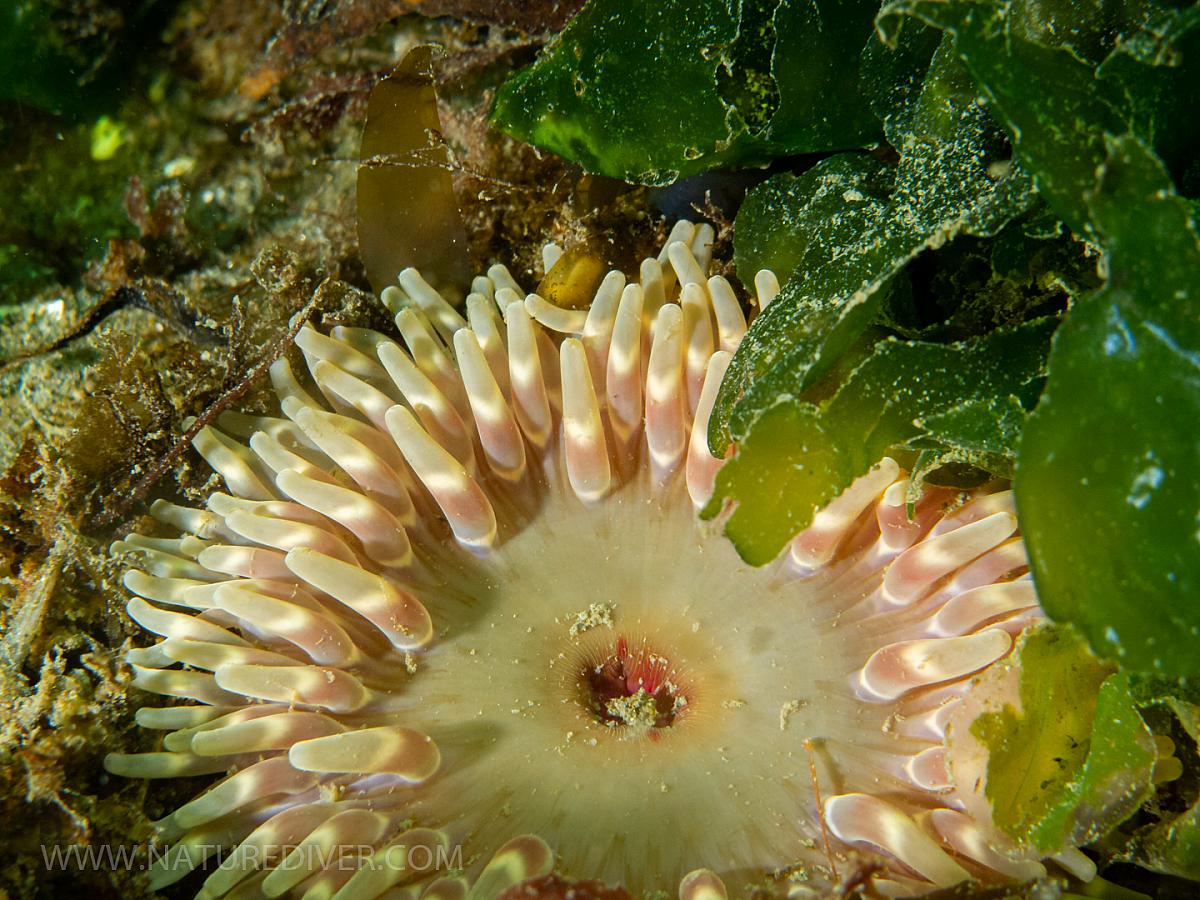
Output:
top-left (108, 221), bottom-right (1074, 899)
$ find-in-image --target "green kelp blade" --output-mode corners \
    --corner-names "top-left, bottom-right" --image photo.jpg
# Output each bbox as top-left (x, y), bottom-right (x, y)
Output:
top-left (705, 318), bottom-right (1054, 565)
top-left (970, 626), bottom-right (1155, 854)
top-left (492, 0), bottom-right (883, 184)
top-left (711, 38), bottom-right (1036, 454)
top-left (1016, 137), bottom-right (1200, 678)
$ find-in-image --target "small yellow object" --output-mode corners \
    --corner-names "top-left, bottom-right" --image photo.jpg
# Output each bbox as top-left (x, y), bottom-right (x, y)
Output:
top-left (90, 116), bottom-right (126, 161)
top-left (537, 244), bottom-right (606, 310)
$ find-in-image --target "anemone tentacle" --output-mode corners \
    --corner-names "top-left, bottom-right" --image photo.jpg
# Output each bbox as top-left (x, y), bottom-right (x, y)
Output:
top-left (110, 222), bottom-right (1058, 899)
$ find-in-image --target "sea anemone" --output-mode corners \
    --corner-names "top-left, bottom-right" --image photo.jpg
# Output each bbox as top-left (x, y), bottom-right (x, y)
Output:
top-left (108, 221), bottom-right (1075, 898)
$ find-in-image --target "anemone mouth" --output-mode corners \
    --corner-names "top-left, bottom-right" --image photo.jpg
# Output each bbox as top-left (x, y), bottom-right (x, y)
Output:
top-left (578, 634), bottom-right (690, 731)
top-left (107, 221), bottom-right (1056, 899)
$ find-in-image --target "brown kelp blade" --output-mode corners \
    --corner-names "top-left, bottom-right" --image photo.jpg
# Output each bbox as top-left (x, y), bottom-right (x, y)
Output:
top-left (358, 44), bottom-right (470, 299)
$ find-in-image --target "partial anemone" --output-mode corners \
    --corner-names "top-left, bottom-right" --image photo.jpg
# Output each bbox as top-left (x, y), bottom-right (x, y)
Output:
top-left (108, 221), bottom-right (1076, 899)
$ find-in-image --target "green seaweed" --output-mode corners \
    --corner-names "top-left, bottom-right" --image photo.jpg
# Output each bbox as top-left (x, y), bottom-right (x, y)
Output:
top-left (709, 37), bottom-right (1036, 457)
top-left (971, 626), bottom-right (1156, 853)
top-left (492, 0), bottom-right (884, 184)
top-left (871, 0), bottom-right (1200, 679)
top-left (1016, 137), bottom-right (1200, 678)
top-left (703, 317), bottom-right (1054, 565)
